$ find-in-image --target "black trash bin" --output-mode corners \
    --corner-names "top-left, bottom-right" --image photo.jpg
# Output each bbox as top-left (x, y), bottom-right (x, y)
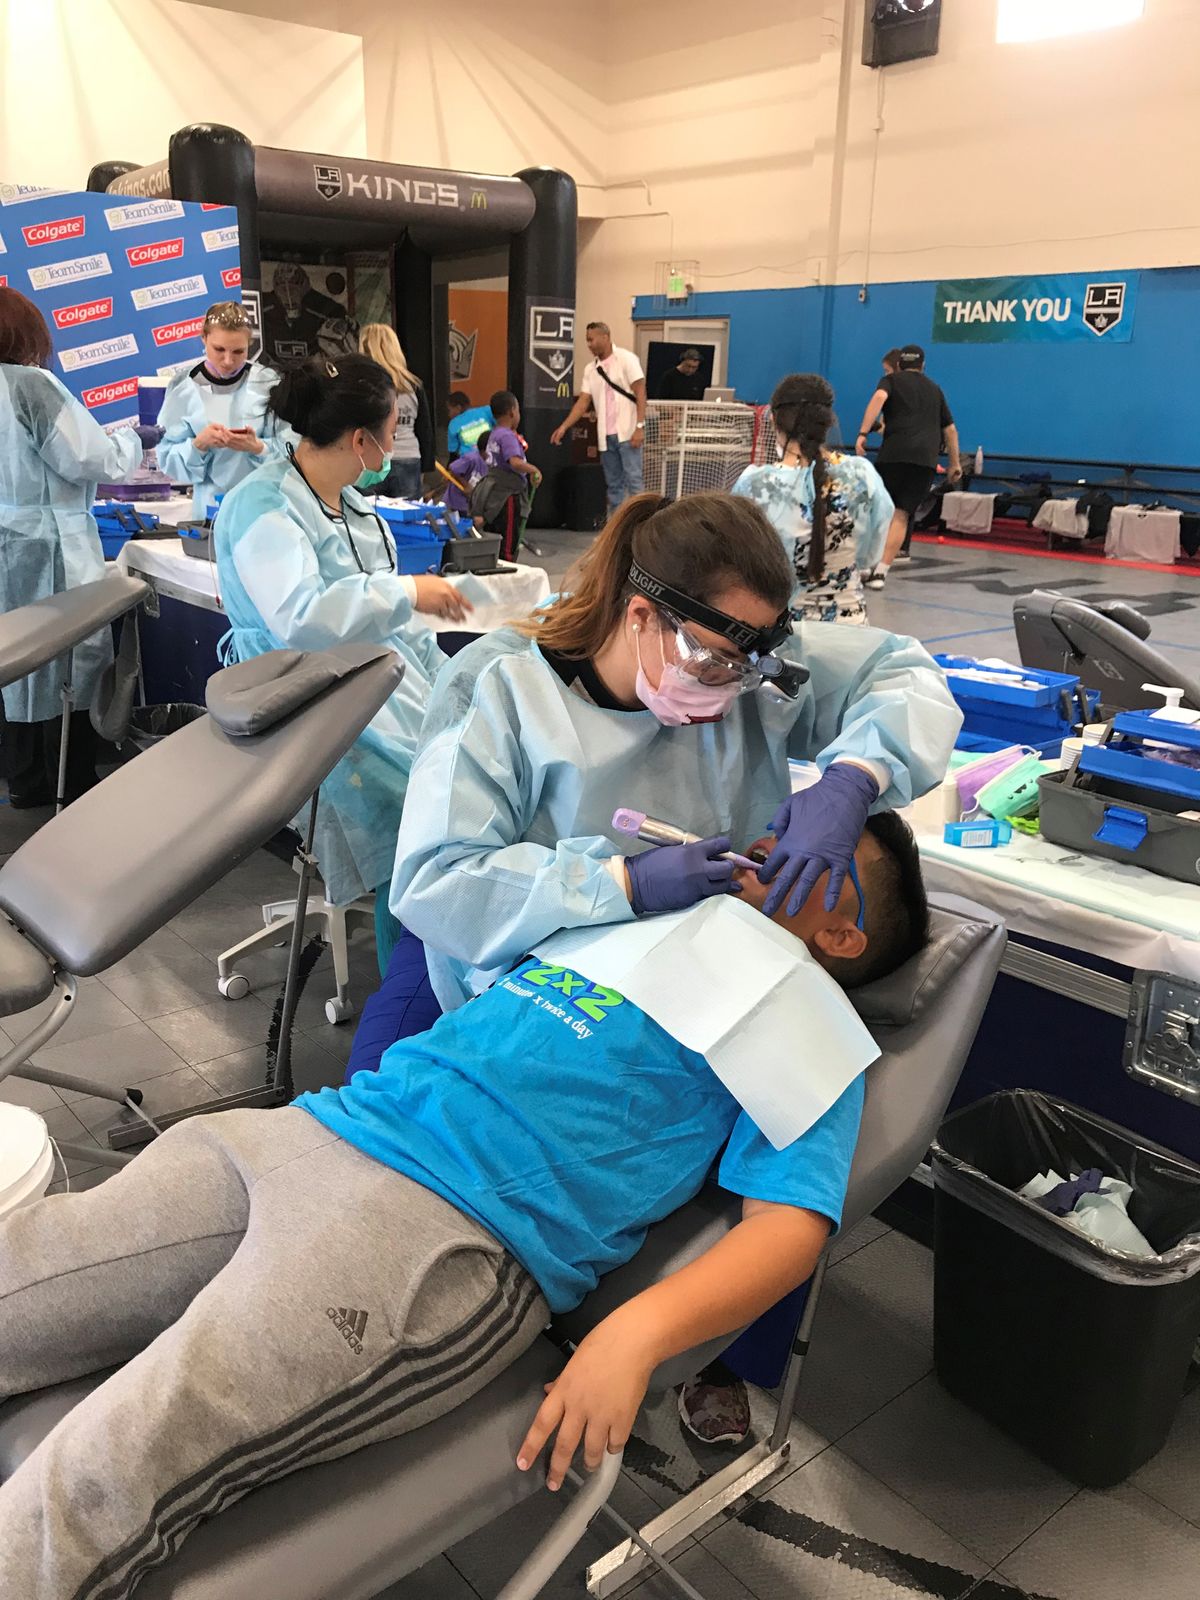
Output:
top-left (931, 1090), bottom-right (1200, 1487)
top-left (116, 703), bottom-right (206, 757)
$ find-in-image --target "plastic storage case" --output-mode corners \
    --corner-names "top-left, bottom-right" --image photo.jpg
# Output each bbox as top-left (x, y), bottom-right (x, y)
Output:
top-left (177, 522), bottom-right (213, 561)
top-left (935, 655), bottom-right (1099, 757)
top-left (932, 1090), bottom-right (1200, 1486)
top-left (1038, 710), bottom-right (1200, 886)
top-left (92, 502), bottom-right (161, 559)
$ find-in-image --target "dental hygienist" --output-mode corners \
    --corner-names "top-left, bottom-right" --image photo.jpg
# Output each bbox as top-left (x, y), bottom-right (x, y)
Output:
top-left (389, 490), bottom-right (961, 1016)
top-left (158, 301), bottom-right (292, 518)
top-left (213, 353), bottom-right (471, 961)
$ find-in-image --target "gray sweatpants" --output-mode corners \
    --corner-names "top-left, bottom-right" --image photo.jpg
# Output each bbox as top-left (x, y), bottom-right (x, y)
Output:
top-left (0, 1107), bottom-right (548, 1600)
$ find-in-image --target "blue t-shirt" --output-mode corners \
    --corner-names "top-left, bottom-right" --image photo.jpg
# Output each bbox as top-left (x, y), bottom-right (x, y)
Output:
top-left (447, 405), bottom-right (494, 457)
top-left (297, 957), bottom-right (864, 1313)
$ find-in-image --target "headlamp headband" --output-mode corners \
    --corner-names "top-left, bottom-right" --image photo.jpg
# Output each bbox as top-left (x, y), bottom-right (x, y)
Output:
top-left (626, 560), bottom-right (808, 699)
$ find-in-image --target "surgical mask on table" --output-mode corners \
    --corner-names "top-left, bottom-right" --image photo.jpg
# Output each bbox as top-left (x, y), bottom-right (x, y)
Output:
top-left (953, 745), bottom-right (1030, 815)
top-left (634, 626), bottom-right (741, 726)
top-left (355, 433), bottom-right (392, 491)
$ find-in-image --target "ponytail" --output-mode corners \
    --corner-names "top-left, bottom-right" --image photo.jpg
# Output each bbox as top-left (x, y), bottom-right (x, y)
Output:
top-left (769, 373), bottom-right (835, 586)
top-left (516, 494), bottom-right (664, 657)
top-left (516, 490), bottom-right (792, 658)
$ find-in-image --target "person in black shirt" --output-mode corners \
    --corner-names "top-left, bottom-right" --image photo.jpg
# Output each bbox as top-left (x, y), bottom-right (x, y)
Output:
top-left (855, 344), bottom-right (961, 588)
top-left (655, 347), bottom-right (706, 401)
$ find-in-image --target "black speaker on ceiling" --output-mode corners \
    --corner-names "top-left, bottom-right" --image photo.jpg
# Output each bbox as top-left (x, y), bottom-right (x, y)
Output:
top-left (862, 0), bottom-right (942, 68)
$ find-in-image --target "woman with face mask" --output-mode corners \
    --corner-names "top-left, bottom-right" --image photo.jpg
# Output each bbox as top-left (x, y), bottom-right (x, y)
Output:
top-left (158, 301), bottom-right (293, 519)
top-left (366, 491), bottom-right (959, 1043)
top-left (212, 354), bottom-right (470, 956)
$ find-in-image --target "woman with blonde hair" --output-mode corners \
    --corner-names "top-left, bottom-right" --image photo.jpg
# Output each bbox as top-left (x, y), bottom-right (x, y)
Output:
top-left (158, 301), bottom-right (291, 518)
top-left (359, 323), bottom-right (434, 498)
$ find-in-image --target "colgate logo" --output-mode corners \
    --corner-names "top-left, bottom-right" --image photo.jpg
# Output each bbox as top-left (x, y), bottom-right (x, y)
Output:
top-left (22, 215), bottom-right (85, 247)
top-left (126, 237), bottom-right (184, 268)
top-left (52, 297), bottom-right (113, 330)
top-left (81, 375), bottom-right (139, 410)
top-left (0, 276), bottom-right (6, 288)
top-left (221, 266), bottom-right (242, 289)
top-left (152, 314), bottom-right (205, 347)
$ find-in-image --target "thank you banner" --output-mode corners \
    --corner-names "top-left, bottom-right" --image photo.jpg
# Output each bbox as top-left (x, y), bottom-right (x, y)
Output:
top-left (932, 273), bottom-right (1138, 344)
top-left (0, 182), bottom-right (240, 427)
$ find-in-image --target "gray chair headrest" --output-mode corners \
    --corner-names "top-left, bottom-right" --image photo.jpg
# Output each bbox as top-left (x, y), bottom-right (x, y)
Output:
top-left (205, 644), bottom-right (398, 737)
top-left (851, 898), bottom-right (998, 1030)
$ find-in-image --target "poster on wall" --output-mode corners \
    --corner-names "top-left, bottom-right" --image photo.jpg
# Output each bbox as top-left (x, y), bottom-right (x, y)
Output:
top-left (259, 260), bottom-right (360, 365)
top-left (932, 273), bottom-right (1138, 344)
top-left (448, 286), bottom-right (509, 405)
top-left (0, 183), bottom-right (240, 426)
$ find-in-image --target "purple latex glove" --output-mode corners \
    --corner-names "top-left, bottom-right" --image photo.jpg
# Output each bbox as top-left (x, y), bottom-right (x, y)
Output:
top-left (134, 423), bottom-right (164, 447)
top-left (626, 835), bottom-right (741, 918)
top-left (758, 763), bottom-right (879, 917)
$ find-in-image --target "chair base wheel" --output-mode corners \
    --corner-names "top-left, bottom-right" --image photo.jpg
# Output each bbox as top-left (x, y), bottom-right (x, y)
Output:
top-left (218, 973), bottom-right (251, 1001)
top-left (325, 997), bottom-right (354, 1025)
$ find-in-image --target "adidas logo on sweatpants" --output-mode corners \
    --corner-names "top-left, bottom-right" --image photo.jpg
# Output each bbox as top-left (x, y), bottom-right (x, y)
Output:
top-left (327, 1306), bottom-right (368, 1354)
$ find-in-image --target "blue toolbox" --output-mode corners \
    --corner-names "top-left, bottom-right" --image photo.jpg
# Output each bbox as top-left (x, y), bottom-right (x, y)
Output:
top-left (1038, 710), bottom-right (1200, 885)
top-left (92, 501), bottom-right (161, 559)
top-left (375, 503), bottom-right (502, 576)
top-left (935, 655), bottom-right (1100, 758)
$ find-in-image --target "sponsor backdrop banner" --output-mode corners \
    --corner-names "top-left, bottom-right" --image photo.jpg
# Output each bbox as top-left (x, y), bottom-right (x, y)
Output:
top-left (0, 181), bottom-right (240, 427)
top-left (932, 273), bottom-right (1138, 344)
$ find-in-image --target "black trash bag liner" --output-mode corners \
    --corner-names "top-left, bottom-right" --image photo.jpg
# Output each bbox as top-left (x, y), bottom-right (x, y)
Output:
top-left (932, 1090), bottom-right (1200, 1285)
top-left (121, 703), bottom-right (206, 752)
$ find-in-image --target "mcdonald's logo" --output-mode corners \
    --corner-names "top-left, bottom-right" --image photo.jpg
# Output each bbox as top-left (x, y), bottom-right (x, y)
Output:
top-left (557, 380), bottom-right (571, 398)
top-left (470, 189), bottom-right (488, 210)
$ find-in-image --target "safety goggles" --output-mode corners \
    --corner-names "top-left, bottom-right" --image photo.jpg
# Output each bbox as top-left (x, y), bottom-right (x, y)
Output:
top-left (629, 561), bottom-right (809, 698)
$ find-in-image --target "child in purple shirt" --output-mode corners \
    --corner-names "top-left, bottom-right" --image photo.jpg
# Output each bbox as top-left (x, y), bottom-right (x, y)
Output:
top-left (443, 432), bottom-right (490, 516)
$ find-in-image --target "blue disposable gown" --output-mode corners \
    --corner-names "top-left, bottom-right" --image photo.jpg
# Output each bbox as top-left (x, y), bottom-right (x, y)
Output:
top-left (214, 457), bottom-right (448, 905)
top-left (393, 623), bottom-right (962, 1009)
top-left (158, 361), bottom-right (293, 518)
top-left (0, 364), bottom-right (141, 722)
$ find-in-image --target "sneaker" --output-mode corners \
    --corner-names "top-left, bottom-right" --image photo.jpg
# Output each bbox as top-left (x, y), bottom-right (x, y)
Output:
top-left (865, 569), bottom-right (887, 590)
top-left (893, 550), bottom-right (912, 563)
top-left (678, 1376), bottom-right (751, 1445)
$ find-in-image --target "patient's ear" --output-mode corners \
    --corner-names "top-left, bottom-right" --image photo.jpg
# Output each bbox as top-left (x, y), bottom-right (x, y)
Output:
top-left (812, 923), bottom-right (867, 962)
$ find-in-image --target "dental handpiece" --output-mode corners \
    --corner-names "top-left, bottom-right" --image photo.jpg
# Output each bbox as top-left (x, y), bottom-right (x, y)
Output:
top-left (611, 809), bottom-right (760, 872)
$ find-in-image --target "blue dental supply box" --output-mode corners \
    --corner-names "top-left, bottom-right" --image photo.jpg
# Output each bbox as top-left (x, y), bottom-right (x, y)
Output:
top-left (375, 502), bottom-right (501, 575)
top-left (1038, 709), bottom-right (1200, 884)
top-left (92, 501), bottom-right (161, 559)
top-left (936, 655), bottom-right (1099, 758)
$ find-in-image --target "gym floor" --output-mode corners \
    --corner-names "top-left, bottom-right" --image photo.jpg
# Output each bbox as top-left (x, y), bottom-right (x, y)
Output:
top-left (2, 534), bottom-right (1200, 1599)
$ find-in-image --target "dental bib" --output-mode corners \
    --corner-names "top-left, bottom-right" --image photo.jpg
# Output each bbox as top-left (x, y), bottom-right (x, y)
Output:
top-left (533, 896), bottom-right (879, 1150)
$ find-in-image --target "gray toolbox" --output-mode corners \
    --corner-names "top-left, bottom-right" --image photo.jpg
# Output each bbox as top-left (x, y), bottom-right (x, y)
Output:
top-left (1038, 709), bottom-right (1200, 886)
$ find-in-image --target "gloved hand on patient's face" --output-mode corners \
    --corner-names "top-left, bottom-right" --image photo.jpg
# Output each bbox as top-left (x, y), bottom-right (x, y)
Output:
top-left (625, 835), bottom-right (741, 917)
top-left (757, 762), bottom-right (878, 917)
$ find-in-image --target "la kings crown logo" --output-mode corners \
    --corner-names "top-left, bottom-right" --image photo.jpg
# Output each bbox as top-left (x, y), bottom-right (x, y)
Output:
top-left (1083, 282), bottom-right (1126, 337)
top-left (314, 164), bottom-right (343, 201)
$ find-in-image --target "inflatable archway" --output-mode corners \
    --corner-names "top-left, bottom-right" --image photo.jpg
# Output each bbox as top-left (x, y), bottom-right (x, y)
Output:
top-left (88, 124), bottom-right (577, 525)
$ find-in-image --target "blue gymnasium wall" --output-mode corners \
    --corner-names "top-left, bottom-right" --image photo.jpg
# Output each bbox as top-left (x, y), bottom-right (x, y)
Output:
top-left (633, 266), bottom-right (1200, 466)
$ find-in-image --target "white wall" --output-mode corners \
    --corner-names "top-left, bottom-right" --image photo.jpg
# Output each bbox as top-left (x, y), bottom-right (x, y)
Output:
top-left (0, 0), bottom-right (366, 188)
top-left (10, 0), bottom-right (1195, 358)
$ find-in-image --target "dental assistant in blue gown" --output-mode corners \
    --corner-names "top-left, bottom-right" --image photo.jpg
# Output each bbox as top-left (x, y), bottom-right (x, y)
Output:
top-left (0, 287), bottom-right (154, 806)
top-left (158, 301), bottom-right (293, 518)
top-left (382, 489), bottom-right (960, 1025)
top-left (212, 353), bottom-right (472, 957)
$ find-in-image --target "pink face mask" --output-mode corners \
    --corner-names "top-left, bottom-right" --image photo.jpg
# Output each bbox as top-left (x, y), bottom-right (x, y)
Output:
top-left (634, 626), bottom-right (741, 726)
top-left (204, 358), bottom-right (247, 382)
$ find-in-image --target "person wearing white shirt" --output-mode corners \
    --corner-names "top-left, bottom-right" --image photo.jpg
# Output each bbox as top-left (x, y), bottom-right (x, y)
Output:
top-left (550, 320), bottom-right (646, 511)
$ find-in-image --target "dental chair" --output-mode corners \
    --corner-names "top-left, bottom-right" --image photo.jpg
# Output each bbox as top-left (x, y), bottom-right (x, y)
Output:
top-left (0, 569), bottom-right (153, 815)
top-left (1014, 588), bottom-right (1200, 714)
top-left (0, 894), bottom-right (1006, 1600)
top-left (0, 620), bottom-right (404, 1170)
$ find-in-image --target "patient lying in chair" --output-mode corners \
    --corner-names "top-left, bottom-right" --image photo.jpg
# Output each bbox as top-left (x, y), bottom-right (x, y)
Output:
top-left (0, 814), bottom-right (928, 1600)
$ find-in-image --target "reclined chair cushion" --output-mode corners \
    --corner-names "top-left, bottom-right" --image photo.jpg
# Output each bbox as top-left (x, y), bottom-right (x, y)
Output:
top-left (0, 919), bottom-right (55, 1019)
top-left (205, 643), bottom-right (397, 737)
top-left (851, 899), bottom-right (992, 1029)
